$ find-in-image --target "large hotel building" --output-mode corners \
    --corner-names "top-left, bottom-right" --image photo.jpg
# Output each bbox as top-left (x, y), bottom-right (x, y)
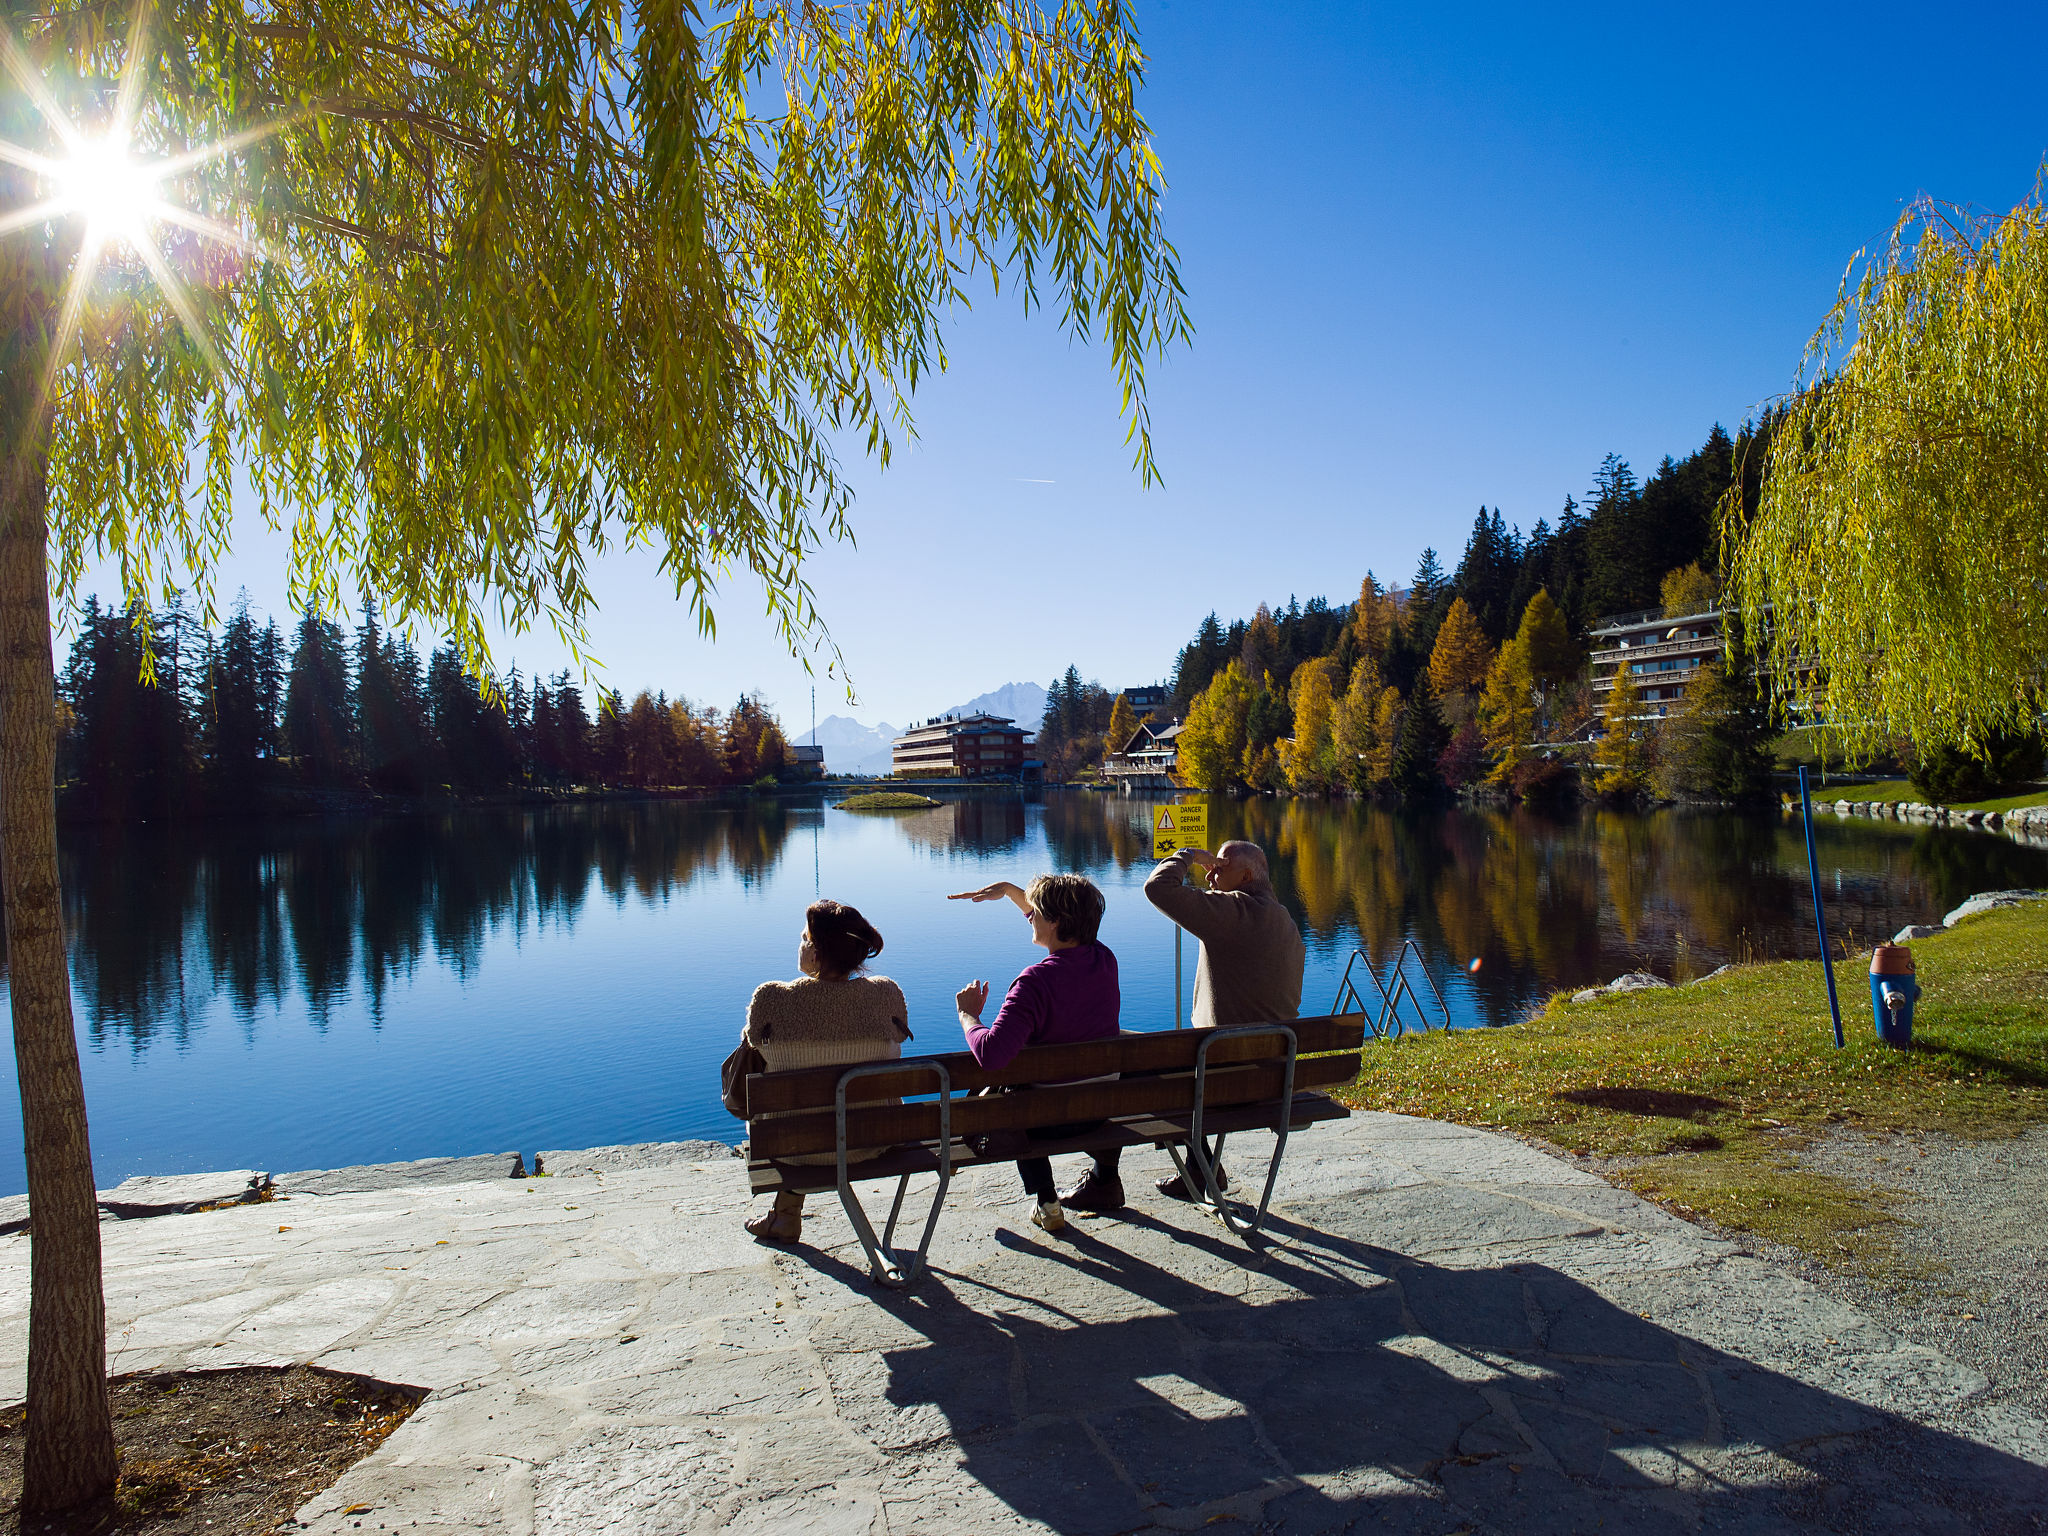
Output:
top-left (1587, 604), bottom-right (1726, 716)
top-left (890, 714), bottom-right (1034, 779)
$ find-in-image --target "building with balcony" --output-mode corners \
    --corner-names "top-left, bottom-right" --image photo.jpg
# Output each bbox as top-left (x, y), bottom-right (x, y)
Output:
top-left (1588, 605), bottom-right (1726, 718)
top-left (1102, 720), bottom-right (1183, 789)
top-left (890, 714), bottom-right (1034, 779)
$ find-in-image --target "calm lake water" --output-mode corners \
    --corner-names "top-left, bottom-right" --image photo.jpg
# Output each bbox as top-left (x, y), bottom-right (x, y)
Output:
top-left (3, 790), bottom-right (2043, 1195)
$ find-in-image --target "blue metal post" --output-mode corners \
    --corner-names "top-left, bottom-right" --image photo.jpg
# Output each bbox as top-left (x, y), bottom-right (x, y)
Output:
top-left (1798, 766), bottom-right (1846, 1049)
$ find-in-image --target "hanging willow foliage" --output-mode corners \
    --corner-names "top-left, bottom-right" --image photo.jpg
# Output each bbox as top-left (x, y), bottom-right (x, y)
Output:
top-left (1726, 183), bottom-right (2048, 759)
top-left (10, 0), bottom-right (1190, 680)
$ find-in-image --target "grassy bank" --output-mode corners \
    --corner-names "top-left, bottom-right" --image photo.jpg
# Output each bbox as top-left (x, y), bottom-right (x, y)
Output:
top-left (1795, 778), bottom-right (2048, 815)
top-left (1342, 902), bottom-right (2048, 1272)
top-left (834, 791), bottom-right (942, 810)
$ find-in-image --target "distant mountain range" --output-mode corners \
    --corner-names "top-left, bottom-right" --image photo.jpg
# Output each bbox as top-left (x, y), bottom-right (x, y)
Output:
top-left (794, 681), bottom-right (1049, 775)
top-left (794, 715), bottom-right (900, 777)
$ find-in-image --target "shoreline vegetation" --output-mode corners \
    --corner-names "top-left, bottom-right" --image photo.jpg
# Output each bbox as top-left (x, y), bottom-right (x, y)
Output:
top-left (1027, 429), bottom-right (2045, 813)
top-left (1342, 899), bottom-right (2048, 1274)
top-left (55, 594), bottom-right (828, 825)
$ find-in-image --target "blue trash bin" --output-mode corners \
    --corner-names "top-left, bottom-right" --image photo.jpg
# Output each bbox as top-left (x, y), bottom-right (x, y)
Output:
top-left (1869, 945), bottom-right (1918, 1049)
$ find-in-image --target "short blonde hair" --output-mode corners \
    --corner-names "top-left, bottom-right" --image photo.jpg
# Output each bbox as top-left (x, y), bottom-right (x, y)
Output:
top-left (1026, 874), bottom-right (1105, 945)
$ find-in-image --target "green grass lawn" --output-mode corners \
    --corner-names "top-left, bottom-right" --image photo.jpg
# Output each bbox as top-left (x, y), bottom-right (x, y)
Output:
top-left (1795, 778), bottom-right (2048, 814)
top-left (1341, 902), bottom-right (2048, 1273)
top-left (834, 791), bottom-right (941, 810)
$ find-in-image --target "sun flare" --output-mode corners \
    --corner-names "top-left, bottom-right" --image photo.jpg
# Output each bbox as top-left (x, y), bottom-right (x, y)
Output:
top-left (56, 132), bottom-right (162, 245)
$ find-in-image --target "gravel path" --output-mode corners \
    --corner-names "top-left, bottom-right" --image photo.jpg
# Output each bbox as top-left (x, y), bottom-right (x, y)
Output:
top-left (1771, 1126), bottom-right (2048, 1423)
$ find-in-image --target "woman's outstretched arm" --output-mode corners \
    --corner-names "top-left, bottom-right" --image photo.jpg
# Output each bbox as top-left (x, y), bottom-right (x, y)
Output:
top-left (947, 881), bottom-right (1030, 914)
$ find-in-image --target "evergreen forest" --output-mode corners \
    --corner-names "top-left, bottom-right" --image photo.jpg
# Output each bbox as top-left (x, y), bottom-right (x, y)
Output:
top-left (57, 595), bottom-right (801, 822)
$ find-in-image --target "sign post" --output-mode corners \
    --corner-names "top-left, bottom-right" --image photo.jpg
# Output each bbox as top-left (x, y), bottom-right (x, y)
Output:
top-left (1153, 802), bottom-right (1210, 1028)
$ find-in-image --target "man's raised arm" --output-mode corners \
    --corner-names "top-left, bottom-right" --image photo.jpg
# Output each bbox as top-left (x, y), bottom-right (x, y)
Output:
top-left (1144, 848), bottom-right (1228, 938)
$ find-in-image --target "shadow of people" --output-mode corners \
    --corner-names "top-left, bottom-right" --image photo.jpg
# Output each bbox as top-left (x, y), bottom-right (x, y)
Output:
top-left (782, 1202), bottom-right (2048, 1535)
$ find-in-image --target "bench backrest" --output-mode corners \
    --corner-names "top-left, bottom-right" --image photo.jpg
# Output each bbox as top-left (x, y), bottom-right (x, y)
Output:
top-left (745, 1013), bottom-right (1365, 1161)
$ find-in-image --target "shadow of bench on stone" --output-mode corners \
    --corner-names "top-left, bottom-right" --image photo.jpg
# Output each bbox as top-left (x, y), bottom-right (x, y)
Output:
top-left (786, 1205), bottom-right (2048, 1535)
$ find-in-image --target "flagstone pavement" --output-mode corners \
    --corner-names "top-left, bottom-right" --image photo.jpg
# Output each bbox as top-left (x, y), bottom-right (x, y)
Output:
top-left (4, 1112), bottom-right (2046, 1535)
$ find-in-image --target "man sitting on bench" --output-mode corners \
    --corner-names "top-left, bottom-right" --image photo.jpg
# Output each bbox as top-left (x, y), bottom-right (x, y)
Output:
top-left (1144, 839), bottom-right (1306, 1200)
top-left (948, 874), bottom-right (1122, 1231)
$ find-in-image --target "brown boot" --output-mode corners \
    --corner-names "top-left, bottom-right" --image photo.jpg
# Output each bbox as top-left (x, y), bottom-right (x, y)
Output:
top-left (745, 1190), bottom-right (804, 1245)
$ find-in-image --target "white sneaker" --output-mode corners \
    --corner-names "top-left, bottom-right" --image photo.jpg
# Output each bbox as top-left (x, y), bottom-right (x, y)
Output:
top-left (1031, 1199), bottom-right (1066, 1233)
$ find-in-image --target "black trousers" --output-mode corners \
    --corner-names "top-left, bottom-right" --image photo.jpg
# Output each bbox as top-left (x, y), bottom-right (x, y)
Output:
top-left (1016, 1121), bottom-right (1122, 1202)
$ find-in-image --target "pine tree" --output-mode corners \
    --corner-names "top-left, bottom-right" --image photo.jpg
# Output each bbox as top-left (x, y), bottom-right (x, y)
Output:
top-left (283, 610), bottom-right (355, 787)
top-left (1586, 453), bottom-right (1646, 618)
top-left (1391, 675), bottom-right (1448, 796)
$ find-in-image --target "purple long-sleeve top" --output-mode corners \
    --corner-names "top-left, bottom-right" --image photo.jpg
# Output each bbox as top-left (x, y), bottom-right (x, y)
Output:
top-left (964, 942), bottom-right (1121, 1071)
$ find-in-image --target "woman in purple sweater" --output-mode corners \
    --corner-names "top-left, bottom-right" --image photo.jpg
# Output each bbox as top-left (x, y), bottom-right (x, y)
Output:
top-left (949, 873), bottom-right (1123, 1231)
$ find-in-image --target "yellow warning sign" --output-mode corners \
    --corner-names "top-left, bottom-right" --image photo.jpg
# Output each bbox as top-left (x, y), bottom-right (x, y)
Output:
top-left (1153, 800), bottom-right (1209, 859)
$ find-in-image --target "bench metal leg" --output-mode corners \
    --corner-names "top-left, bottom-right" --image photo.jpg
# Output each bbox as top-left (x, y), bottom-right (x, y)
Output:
top-left (1184, 1025), bottom-right (1296, 1242)
top-left (837, 1062), bottom-right (951, 1287)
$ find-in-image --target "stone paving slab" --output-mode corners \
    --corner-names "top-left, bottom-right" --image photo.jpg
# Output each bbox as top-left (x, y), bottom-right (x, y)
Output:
top-left (3, 1112), bottom-right (2045, 1534)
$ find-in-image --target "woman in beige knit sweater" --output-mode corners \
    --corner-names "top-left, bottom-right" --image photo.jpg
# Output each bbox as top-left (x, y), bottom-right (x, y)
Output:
top-left (741, 899), bottom-right (909, 1245)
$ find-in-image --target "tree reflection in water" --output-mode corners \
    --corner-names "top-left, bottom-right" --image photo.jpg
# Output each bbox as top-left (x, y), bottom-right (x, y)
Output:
top-left (53, 801), bottom-right (801, 1048)
top-left (21, 792), bottom-right (2048, 1050)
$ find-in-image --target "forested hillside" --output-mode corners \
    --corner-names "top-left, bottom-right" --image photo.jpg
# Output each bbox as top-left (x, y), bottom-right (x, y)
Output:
top-left (57, 595), bottom-right (800, 820)
top-left (1062, 425), bottom-right (1779, 801)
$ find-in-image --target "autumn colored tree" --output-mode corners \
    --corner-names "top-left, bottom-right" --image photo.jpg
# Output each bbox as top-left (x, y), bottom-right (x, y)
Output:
top-left (1658, 563), bottom-right (1719, 618)
top-left (0, 0), bottom-right (1185, 1505)
top-left (1329, 655), bottom-right (1382, 794)
top-left (1427, 597), bottom-right (1494, 723)
top-left (1477, 637), bottom-right (1536, 787)
top-left (1279, 657), bottom-right (1339, 792)
top-left (1596, 665), bottom-right (1654, 798)
top-left (1514, 589), bottom-right (1579, 698)
top-left (1103, 692), bottom-right (1139, 762)
top-left (1178, 661), bottom-right (1253, 793)
top-left (1366, 686), bottom-right (1404, 788)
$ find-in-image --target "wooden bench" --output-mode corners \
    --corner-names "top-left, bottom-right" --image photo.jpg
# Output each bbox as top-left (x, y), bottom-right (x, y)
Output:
top-left (740, 1014), bottom-right (1366, 1286)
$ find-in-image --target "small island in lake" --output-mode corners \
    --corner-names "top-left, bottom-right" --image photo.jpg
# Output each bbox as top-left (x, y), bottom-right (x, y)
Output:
top-left (835, 791), bottom-right (942, 810)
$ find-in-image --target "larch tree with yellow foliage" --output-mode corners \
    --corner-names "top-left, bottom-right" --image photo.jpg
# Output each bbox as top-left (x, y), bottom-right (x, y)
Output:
top-left (1178, 661), bottom-right (1253, 792)
top-left (1366, 686), bottom-right (1404, 787)
top-left (1659, 563), bottom-right (1719, 618)
top-left (1330, 654), bottom-right (1382, 793)
top-left (1280, 657), bottom-right (1339, 793)
top-left (1596, 665), bottom-right (1654, 797)
top-left (1103, 692), bottom-right (1139, 765)
top-left (1427, 597), bottom-right (1494, 725)
top-left (1477, 636), bottom-right (1536, 786)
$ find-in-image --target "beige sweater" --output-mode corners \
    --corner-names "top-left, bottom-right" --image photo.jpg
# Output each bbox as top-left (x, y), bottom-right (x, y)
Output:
top-left (743, 974), bottom-right (910, 1075)
top-left (1144, 850), bottom-right (1305, 1029)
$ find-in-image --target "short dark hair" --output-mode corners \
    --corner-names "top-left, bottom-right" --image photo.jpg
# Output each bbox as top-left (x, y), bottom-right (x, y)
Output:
top-left (1026, 874), bottom-right (1105, 945)
top-left (806, 899), bottom-right (884, 976)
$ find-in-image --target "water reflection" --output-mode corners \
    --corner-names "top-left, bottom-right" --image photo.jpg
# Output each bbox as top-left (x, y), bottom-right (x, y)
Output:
top-left (57, 802), bottom-right (802, 1047)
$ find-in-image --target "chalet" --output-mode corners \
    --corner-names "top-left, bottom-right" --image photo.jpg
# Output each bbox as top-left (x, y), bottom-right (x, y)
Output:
top-left (1103, 720), bottom-right (1183, 789)
top-left (789, 744), bottom-right (826, 780)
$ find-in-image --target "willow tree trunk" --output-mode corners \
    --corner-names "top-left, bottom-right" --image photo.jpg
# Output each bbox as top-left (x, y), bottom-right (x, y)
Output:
top-left (0, 165), bottom-right (121, 1510)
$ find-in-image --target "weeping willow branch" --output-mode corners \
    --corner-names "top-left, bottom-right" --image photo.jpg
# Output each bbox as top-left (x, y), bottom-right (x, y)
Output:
top-left (1726, 177), bottom-right (2048, 760)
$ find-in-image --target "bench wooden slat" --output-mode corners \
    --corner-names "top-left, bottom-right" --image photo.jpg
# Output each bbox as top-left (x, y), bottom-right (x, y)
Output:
top-left (747, 1091), bottom-right (1352, 1196)
top-left (746, 1052), bottom-right (1358, 1159)
top-left (741, 1013), bottom-right (1368, 1115)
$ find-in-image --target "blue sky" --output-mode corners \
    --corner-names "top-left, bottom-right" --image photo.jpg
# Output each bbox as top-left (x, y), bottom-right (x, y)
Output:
top-left (73, 1), bottom-right (2048, 731)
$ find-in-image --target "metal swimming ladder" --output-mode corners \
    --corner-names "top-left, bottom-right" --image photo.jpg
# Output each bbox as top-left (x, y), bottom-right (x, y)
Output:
top-left (1330, 940), bottom-right (1451, 1039)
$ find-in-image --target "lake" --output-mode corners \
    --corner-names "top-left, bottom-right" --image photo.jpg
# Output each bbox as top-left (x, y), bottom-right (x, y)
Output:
top-left (4, 790), bottom-right (2043, 1195)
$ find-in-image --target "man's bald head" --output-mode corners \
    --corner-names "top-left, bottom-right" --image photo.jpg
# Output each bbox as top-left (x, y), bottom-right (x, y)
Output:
top-left (1210, 840), bottom-right (1272, 894)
